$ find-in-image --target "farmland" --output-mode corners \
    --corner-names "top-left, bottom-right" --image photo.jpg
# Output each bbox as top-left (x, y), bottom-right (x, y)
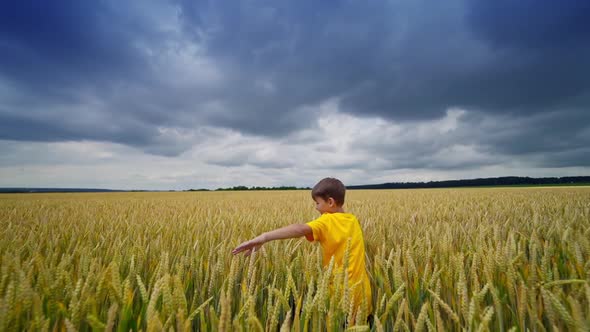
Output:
top-left (0, 187), bottom-right (589, 331)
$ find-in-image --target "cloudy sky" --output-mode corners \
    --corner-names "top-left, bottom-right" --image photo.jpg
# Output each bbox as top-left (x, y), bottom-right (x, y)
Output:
top-left (1, 0), bottom-right (589, 190)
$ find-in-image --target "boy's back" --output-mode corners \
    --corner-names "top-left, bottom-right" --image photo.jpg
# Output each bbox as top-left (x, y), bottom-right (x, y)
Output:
top-left (307, 212), bottom-right (372, 314)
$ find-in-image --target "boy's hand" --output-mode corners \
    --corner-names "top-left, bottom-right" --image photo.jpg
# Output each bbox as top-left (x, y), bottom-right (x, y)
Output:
top-left (232, 234), bottom-right (267, 256)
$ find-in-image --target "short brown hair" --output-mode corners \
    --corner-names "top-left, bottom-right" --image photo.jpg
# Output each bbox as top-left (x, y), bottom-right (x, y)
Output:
top-left (311, 178), bottom-right (346, 206)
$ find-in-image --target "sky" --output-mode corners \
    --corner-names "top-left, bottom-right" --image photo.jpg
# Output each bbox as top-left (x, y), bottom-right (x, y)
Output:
top-left (1, 0), bottom-right (589, 190)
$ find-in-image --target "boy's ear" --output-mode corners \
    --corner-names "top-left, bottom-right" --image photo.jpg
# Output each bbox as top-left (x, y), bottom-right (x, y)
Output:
top-left (327, 197), bottom-right (335, 206)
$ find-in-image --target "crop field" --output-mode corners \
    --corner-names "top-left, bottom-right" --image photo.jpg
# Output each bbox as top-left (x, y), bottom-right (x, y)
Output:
top-left (0, 187), bottom-right (589, 331)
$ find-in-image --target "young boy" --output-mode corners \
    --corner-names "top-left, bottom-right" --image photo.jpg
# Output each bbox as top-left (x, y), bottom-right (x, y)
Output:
top-left (231, 177), bottom-right (372, 321)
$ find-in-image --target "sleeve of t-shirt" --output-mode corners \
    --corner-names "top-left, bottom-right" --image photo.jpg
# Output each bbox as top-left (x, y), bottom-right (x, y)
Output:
top-left (306, 214), bottom-right (328, 242)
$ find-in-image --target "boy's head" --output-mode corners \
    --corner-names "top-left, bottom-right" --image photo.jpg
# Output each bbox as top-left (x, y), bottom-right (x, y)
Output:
top-left (312, 178), bottom-right (346, 212)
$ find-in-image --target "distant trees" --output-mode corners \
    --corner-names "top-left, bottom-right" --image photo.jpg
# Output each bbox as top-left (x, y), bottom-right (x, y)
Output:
top-left (213, 186), bottom-right (309, 191)
top-left (183, 176), bottom-right (590, 192)
top-left (347, 176), bottom-right (590, 190)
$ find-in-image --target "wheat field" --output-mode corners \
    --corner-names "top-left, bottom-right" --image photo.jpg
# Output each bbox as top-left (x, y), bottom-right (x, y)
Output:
top-left (0, 187), bottom-right (589, 331)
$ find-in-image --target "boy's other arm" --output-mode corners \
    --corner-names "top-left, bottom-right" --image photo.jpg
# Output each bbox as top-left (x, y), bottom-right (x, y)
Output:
top-left (231, 224), bottom-right (312, 256)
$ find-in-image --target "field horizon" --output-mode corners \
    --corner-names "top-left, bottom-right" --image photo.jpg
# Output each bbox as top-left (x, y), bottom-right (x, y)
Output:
top-left (2, 175), bottom-right (589, 194)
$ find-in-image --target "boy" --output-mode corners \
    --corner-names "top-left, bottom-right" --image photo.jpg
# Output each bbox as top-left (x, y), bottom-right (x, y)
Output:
top-left (232, 177), bottom-right (372, 322)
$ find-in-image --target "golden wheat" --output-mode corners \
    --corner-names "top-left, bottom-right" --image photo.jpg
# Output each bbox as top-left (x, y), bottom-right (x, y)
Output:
top-left (0, 187), bottom-right (588, 330)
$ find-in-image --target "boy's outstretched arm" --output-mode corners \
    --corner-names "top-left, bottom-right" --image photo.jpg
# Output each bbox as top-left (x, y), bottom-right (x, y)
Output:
top-left (232, 224), bottom-right (312, 256)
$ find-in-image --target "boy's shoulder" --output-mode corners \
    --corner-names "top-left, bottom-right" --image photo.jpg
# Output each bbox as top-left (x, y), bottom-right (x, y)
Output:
top-left (317, 212), bottom-right (359, 222)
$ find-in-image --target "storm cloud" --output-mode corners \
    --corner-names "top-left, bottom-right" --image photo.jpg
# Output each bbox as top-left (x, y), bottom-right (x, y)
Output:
top-left (0, 0), bottom-right (589, 188)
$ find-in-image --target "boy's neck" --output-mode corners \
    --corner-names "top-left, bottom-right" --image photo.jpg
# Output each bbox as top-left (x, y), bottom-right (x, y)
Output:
top-left (327, 207), bottom-right (345, 213)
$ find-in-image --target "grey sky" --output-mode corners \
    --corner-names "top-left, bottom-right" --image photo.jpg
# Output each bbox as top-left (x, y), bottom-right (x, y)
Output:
top-left (1, 0), bottom-right (589, 189)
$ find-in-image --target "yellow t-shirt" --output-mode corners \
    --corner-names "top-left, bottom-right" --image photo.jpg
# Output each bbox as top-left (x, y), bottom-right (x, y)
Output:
top-left (306, 212), bottom-right (372, 313)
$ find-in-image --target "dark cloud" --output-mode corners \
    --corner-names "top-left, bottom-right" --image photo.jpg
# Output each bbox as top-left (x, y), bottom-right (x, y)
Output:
top-left (466, 0), bottom-right (590, 50)
top-left (179, 0), bottom-right (429, 122)
top-left (460, 0), bottom-right (590, 113)
top-left (0, 1), bottom-right (152, 88)
top-left (0, 1), bottom-right (180, 151)
top-left (179, 0), bottom-right (590, 122)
